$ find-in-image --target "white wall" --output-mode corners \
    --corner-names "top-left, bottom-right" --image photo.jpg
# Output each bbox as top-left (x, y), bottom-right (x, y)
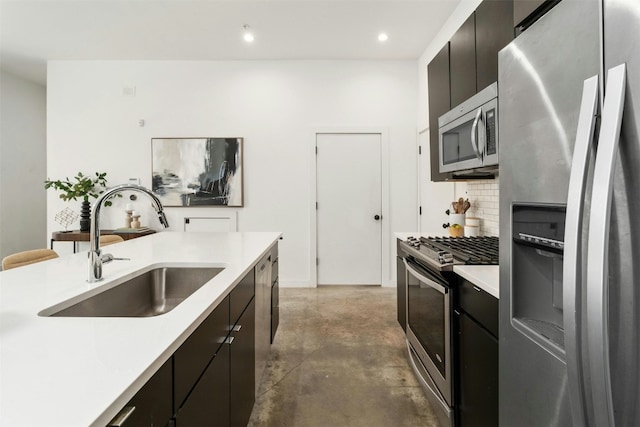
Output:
top-left (0, 70), bottom-right (47, 263)
top-left (47, 60), bottom-right (418, 286)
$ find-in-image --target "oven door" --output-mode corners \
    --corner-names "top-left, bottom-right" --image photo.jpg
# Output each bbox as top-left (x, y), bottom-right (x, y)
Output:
top-left (405, 257), bottom-right (453, 407)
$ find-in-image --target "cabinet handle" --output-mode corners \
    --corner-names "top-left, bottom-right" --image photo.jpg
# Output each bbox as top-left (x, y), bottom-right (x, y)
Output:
top-left (107, 406), bottom-right (136, 427)
top-left (473, 286), bottom-right (482, 293)
top-left (232, 324), bottom-right (242, 332)
top-left (224, 336), bottom-right (235, 345)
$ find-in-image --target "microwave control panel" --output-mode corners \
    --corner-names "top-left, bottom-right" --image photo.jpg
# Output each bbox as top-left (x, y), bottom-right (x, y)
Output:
top-left (485, 109), bottom-right (497, 155)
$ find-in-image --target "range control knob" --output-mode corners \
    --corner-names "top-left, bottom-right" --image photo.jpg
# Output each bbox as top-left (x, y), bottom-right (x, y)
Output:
top-left (404, 237), bottom-right (418, 248)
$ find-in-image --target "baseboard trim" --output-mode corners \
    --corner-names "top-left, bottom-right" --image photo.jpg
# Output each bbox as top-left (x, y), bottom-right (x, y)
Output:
top-left (278, 280), bottom-right (315, 288)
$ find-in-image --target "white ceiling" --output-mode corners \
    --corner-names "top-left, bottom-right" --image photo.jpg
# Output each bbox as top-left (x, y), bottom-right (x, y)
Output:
top-left (0, 0), bottom-right (461, 85)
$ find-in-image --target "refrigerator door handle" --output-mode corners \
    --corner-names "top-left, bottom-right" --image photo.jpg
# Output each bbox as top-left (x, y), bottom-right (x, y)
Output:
top-left (563, 74), bottom-right (599, 427)
top-left (470, 108), bottom-right (483, 161)
top-left (587, 63), bottom-right (627, 427)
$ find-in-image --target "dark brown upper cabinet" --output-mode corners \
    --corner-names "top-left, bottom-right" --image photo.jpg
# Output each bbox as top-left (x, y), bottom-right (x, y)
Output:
top-left (450, 0), bottom-right (514, 108)
top-left (476, 0), bottom-right (514, 92)
top-left (514, 0), bottom-right (562, 34)
top-left (428, 43), bottom-right (453, 182)
top-left (449, 14), bottom-right (477, 108)
top-left (514, 0), bottom-right (545, 27)
top-left (427, 0), bottom-right (514, 181)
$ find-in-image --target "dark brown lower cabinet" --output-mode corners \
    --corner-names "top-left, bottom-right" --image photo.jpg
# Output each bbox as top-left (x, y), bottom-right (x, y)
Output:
top-left (230, 298), bottom-right (256, 427)
top-left (173, 269), bottom-right (256, 427)
top-left (396, 249), bottom-right (407, 332)
top-left (175, 343), bottom-right (230, 426)
top-left (174, 297), bottom-right (255, 427)
top-left (271, 279), bottom-right (279, 343)
top-left (174, 295), bottom-right (230, 411)
top-left (107, 358), bottom-right (173, 427)
top-left (270, 245), bottom-right (279, 344)
top-left (456, 311), bottom-right (498, 427)
top-left (110, 259), bottom-right (266, 427)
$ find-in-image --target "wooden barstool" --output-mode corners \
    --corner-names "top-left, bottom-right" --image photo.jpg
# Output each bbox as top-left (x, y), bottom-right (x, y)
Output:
top-left (2, 249), bottom-right (59, 271)
top-left (99, 235), bottom-right (125, 246)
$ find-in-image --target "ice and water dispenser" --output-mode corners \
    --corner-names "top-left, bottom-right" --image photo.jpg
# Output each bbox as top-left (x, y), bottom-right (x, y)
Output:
top-left (511, 204), bottom-right (567, 360)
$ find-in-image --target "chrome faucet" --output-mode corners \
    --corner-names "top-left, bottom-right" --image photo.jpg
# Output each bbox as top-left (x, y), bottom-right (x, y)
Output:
top-left (88, 184), bottom-right (170, 282)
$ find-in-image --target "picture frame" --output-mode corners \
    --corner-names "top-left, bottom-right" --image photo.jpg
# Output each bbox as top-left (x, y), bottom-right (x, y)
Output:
top-left (151, 137), bottom-right (243, 207)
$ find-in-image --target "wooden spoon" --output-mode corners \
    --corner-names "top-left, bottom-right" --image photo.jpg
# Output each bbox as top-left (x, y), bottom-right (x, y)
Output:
top-left (463, 199), bottom-right (471, 213)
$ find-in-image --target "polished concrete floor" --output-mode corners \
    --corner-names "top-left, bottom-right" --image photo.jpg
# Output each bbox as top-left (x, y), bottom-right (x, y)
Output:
top-left (248, 286), bottom-right (438, 427)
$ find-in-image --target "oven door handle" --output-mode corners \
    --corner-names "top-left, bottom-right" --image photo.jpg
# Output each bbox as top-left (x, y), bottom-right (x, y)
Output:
top-left (404, 259), bottom-right (447, 295)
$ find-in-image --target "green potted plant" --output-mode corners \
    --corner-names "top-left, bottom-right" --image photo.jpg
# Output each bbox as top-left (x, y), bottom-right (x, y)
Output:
top-left (44, 172), bottom-right (114, 232)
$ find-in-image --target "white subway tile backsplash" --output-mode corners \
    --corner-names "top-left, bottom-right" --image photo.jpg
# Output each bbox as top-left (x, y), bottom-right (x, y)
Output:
top-left (464, 178), bottom-right (499, 237)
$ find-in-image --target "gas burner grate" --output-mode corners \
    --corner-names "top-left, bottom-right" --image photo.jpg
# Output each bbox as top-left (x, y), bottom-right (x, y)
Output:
top-left (420, 236), bottom-right (499, 265)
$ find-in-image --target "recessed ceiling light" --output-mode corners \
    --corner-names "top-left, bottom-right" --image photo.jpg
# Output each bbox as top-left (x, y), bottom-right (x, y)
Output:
top-left (243, 25), bottom-right (255, 43)
top-left (378, 33), bottom-right (389, 42)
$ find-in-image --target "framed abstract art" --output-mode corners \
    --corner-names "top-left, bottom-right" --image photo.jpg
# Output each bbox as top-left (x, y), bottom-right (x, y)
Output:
top-left (151, 137), bottom-right (243, 207)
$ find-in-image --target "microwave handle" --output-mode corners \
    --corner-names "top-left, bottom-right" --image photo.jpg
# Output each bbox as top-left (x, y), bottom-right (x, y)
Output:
top-left (470, 108), bottom-right (483, 161)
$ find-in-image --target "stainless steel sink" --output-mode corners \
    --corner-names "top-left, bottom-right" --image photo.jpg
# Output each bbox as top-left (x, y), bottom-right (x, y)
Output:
top-left (41, 267), bottom-right (224, 317)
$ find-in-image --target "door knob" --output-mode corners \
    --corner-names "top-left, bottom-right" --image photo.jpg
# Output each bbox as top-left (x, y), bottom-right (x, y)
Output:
top-left (374, 215), bottom-right (381, 220)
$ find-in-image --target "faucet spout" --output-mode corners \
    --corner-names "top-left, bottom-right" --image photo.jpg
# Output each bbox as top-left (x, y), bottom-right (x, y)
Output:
top-left (88, 184), bottom-right (169, 283)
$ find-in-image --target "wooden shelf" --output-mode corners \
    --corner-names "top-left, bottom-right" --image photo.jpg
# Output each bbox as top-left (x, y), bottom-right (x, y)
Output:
top-left (51, 229), bottom-right (156, 252)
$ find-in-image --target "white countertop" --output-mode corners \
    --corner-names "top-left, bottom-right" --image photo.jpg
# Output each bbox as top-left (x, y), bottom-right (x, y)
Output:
top-left (0, 231), bottom-right (280, 427)
top-left (453, 265), bottom-right (499, 299)
top-left (395, 233), bottom-right (499, 299)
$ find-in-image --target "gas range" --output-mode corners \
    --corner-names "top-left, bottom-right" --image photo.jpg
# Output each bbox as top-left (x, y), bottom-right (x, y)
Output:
top-left (400, 235), bottom-right (499, 271)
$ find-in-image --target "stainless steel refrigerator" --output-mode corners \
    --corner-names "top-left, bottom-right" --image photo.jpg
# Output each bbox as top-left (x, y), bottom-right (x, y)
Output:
top-left (499, 0), bottom-right (640, 425)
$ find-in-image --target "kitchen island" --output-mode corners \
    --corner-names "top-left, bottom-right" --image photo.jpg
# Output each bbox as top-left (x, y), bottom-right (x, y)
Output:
top-left (0, 231), bottom-right (280, 426)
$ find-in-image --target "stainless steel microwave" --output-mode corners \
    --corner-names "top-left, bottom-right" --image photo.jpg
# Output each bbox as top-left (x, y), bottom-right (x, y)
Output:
top-left (438, 82), bottom-right (499, 175)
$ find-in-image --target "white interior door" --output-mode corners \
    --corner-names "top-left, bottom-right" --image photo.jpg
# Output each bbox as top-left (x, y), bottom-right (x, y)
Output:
top-left (316, 133), bottom-right (382, 285)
